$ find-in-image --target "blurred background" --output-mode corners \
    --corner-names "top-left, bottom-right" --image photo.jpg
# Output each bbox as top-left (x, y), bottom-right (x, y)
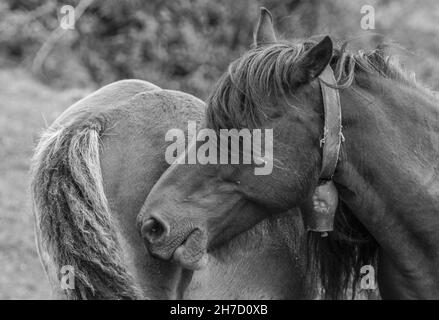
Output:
top-left (0, 0), bottom-right (438, 299)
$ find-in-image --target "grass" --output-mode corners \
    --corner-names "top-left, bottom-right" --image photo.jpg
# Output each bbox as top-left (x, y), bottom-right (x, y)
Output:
top-left (0, 68), bottom-right (91, 299)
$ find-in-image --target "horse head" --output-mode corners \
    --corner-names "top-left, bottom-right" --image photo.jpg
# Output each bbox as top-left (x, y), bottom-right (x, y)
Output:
top-left (137, 7), bottom-right (332, 270)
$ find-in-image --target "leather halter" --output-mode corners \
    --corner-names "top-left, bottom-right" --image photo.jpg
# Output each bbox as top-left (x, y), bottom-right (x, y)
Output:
top-left (301, 65), bottom-right (343, 236)
top-left (318, 65), bottom-right (343, 180)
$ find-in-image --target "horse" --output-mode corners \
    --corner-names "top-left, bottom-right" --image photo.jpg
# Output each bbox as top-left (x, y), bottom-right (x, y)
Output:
top-left (137, 7), bottom-right (439, 299)
top-left (186, 211), bottom-right (317, 299)
top-left (31, 78), bottom-right (317, 299)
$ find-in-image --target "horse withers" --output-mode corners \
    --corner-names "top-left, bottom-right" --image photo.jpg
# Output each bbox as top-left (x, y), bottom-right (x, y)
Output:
top-left (138, 7), bottom-right (439, 299)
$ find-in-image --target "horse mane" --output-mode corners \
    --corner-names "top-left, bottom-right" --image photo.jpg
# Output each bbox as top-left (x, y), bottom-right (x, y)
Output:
top-left (31, 117), bottom-right (144, 299)
top-left (203, 38), bottom-right (436, 299)
top-left (206, 38), bottom-right (437, 132)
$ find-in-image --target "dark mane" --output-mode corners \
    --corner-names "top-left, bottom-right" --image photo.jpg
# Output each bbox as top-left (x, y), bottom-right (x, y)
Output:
top-left (206, 40), bottom-right (311, 131)
top-left (206, 38), bottom-right (436, 132)
top-left (204, 38), bottom-right (435, 299)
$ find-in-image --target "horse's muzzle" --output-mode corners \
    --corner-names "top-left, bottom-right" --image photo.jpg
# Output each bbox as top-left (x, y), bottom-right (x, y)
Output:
top-left (139, 215), bottom-right (208, 270)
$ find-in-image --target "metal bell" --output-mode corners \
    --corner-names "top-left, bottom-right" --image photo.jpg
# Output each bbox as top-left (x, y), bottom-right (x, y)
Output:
top-left (302, 180), bottom-right (338, 236)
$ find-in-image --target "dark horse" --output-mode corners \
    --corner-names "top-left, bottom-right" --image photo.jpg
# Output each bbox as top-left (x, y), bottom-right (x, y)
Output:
top-left (138, 8), bottom-right (439, 299)
top-left (31, 79), bottom-right (316, 299)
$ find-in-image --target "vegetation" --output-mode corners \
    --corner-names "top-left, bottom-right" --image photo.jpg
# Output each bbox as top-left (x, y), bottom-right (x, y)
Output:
top-left (2, 0), bottom-right (439, 98)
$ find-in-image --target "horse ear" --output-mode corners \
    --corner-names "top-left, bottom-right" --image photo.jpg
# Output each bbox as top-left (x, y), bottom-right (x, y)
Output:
top-left (294, 36), bottom-right (333, 84)
top-left (254, 7), bottom-right (276, 46)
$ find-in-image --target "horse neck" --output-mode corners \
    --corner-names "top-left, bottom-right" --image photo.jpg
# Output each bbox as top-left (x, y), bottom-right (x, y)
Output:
top-left (184, 213), bottom-right (317, 299)
top-left (335, 75), bottom-right (439, 298)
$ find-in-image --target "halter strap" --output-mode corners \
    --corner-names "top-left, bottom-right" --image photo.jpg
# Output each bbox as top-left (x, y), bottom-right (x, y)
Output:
top-left (318, 66), bottom-right (343, 180)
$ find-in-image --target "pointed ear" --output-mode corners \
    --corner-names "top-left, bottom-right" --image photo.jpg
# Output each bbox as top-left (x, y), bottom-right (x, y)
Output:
top-left (254, 7), bottom-right (276, 46)
top-left (294, 36), bottom-right (333, 84)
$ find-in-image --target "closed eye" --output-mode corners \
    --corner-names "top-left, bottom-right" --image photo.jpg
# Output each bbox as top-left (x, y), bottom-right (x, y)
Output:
top-left (216, 180), bottom-right (241, 194)
top-left (218, 164), bottom-right (238, 179)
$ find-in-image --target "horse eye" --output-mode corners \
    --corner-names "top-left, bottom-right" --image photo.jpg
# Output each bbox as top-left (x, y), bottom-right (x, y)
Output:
top-left (218, 165), bottom-right (238, 180)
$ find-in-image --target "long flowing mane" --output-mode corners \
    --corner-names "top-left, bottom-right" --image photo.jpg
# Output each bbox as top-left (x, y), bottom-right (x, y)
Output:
top-left (206, 39), bottom-right (436, 131)
top-left (204, 38), bottom-right (436, 299)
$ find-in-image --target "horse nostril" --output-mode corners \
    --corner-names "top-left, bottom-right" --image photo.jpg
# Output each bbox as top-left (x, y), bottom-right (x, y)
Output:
top-left (141, 217), bottom-right (168, 244)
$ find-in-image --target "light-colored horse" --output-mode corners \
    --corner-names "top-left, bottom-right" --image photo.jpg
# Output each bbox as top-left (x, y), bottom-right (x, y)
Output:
top-left (31, 79), bottom-right (316, 299)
